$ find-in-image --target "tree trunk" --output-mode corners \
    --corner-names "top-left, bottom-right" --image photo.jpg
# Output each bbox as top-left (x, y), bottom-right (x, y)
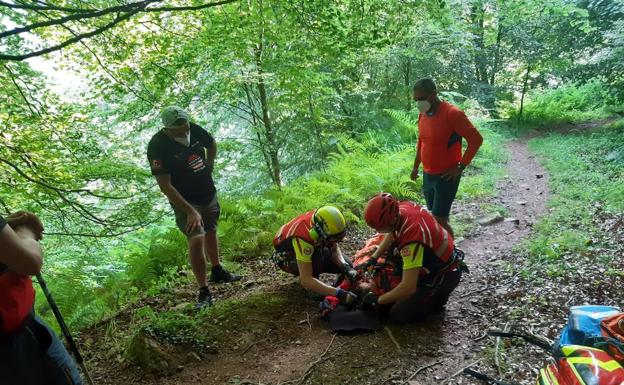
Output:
top-left (308, 95), bottom-right (326, 170)
top-left (489, 21), bottom-right (504, 86)
top-left (519, 63), bottom-right (531, 116)
top-left (254, 40), bottom-right (282, 189)
top-left (471, 2), bottom-right (488, 84)
top-left (241, 82), bottom-right (275, 186)
top-left (404, 57), bottom-right (411, 111)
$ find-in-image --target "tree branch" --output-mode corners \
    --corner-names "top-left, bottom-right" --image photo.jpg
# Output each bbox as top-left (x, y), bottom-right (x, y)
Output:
top-left (0, 1), bottom-right (157, 39)
top-left (0, 9), bottom-right (142, 61)
top-left (143, 0), bottom-right (238, 12)
top-left (0, 0), bottom-right (93, 13)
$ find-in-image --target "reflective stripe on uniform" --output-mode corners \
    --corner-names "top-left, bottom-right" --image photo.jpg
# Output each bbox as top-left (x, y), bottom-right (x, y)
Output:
top-left (435, 229), bottom-right (449, 257)
top-left (546, 366), bottom-right (560, 385)
top-left (561, 345), bottom-right (605, 356)
top-left (566, 357), bottom-right (622, 372)
top-left (538, 368), bottom-right (552, 385)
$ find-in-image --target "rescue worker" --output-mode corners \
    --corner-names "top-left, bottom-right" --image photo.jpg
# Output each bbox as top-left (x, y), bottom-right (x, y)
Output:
top-left (272, 206), bottom-right (358, 306)
top-left (0, 211), bottom-right (83, 385)
top-left (361, 193), bottom-right (465, 323)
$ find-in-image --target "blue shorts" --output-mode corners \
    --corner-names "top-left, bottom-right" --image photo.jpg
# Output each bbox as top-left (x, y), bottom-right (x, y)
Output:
top-left (0, 316), bottom-right (83, 385)
top-left (423, 172), bottom-right (461, 218)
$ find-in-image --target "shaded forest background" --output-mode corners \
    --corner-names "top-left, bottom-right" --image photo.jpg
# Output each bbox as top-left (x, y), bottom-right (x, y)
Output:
top-left (1, 0), bottom-right (623, 331)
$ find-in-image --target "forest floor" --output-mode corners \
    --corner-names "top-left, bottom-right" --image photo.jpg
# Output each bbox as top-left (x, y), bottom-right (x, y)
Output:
top-left (83, 122), bottom-right (624, 385)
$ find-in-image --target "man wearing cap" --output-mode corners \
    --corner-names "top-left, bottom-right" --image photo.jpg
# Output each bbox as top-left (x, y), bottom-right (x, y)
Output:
top-left (147, 106), bottom-right (241, 308)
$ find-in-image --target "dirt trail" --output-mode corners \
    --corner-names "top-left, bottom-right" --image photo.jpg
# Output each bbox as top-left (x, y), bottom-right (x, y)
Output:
top-left (89, 137), bottom-right (552, 385)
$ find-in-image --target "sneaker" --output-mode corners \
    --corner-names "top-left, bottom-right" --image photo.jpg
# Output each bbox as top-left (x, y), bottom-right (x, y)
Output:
top-left (209, 265), bottom-right (242, 283)
top-left (196, 286), bottom-right (213, 309)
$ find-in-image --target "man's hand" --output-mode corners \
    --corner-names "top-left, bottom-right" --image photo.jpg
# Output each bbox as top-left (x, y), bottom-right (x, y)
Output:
top-left (410, 166), bottom-right (420, 181)
top-left (336, 288), bottom-right (358, 309)
top-left (185, 210), bottom-right (203, 234)
top-left (361, 292), bottom-right (379, 311)
top-left (441, 165), bottom-right (462, 181)
top-left (6, 211), bottom-right (44, 241)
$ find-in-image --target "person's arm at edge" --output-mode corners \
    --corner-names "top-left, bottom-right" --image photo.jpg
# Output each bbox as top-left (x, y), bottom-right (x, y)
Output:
top-left (411, 136), bottom-right (422, 180)
top-left (455, 110), bottom-right (483, 167)
top-left (0, 225), bottom-right (42, 276)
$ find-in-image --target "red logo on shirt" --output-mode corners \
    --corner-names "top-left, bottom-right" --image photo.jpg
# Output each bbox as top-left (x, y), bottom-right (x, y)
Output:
top-left (187, 154), bottom-right (206, 172)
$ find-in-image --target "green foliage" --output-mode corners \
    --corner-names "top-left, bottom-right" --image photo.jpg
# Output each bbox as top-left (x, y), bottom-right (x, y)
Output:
top-left (521, 119), bottom-right (624, 265)
top-left (124, 226), bottom-right (188, 290)
top-left (509, 80), bottom-right (621, 125)
top-left (126, 292), bottom-right (290, 355)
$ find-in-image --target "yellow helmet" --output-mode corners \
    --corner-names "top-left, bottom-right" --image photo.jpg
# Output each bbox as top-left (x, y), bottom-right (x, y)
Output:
top-left (312, 206), bottom-right (347, 242)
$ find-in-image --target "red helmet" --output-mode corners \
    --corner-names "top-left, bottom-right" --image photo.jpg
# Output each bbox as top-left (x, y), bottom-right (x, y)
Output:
top-left (364, 193), bottom-right (399, 231)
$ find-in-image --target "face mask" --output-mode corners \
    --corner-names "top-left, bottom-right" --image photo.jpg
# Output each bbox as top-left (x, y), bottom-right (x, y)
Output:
top-left (417, 100), bottom-right (432, 113)
top-left (173, 131), bottom-right (190, 146)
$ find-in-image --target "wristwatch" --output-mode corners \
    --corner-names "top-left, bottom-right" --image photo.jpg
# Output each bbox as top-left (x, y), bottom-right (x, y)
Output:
top-left (457, 163), bottom-right (466, 171)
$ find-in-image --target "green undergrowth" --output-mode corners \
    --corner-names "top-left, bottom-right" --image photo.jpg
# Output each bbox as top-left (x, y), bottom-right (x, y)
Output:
top-left (519, 118), bottom-right (624, 273)
top-left (138, 292), bottom-right (288, 350)
top-left (117, 290), bottom-right (295, 369)
top-left (507, 80), bottom-right (622, 134)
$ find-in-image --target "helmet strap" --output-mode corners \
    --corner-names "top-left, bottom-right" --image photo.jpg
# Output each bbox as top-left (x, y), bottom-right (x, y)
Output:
top-left (309, 227), bottom-right (320, 241)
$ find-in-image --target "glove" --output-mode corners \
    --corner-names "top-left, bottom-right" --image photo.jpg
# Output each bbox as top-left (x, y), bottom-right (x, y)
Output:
top-left (335, 288), bottom-right (358, 309)
top-left (361, 292), bottom-right (379, 311)
top-left (341, 263), bottom-right (358, 283)
top-left (6, 211), bottom-right (44, 240)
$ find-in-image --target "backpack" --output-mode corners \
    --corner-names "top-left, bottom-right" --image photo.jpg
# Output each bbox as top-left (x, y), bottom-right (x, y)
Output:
top-left (0, 271), bottom-right (35, 333)
top-left (555, 305), bottom-right (624, 364)
top-left (600, 313), bottom-right (624, 363)
top-left (539, 345), bottom-right (624, 385)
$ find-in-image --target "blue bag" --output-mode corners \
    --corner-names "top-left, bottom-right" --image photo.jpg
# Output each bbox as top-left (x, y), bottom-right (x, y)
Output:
top-left (555, 305), bottom-right (621, 353)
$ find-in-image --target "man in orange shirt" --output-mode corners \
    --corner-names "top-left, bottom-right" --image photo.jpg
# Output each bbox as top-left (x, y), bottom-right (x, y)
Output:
top-left (410, 78), bottom-right (483, 237)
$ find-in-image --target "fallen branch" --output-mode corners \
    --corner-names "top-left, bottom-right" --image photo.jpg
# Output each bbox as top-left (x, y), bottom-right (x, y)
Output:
top-left (280, 333), bottom-right (337, 385)
top-left (495, 322), bottom-right (510, 377)
top-left (440, 358), bottom-right (483, 385)
top-left (385, 326), bottom-right (403, 354)
top-left (403, 359), bottom-right (446, 384)
top-left (297, 312), bottom-right (312, 330)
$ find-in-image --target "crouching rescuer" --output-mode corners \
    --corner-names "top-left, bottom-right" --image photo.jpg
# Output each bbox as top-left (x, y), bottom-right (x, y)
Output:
top-left (362, 193), bottom-right (467, 323)
top-left (272, 206), bottom-right (358, 306)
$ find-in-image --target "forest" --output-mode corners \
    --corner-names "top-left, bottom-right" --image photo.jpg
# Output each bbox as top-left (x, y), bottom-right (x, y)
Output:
top-left (1, 1), bottom-right (623, 384)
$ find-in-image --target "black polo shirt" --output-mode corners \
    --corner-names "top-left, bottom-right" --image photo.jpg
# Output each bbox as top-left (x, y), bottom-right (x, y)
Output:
top-left (147, 123), bottom-right (217, 205)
